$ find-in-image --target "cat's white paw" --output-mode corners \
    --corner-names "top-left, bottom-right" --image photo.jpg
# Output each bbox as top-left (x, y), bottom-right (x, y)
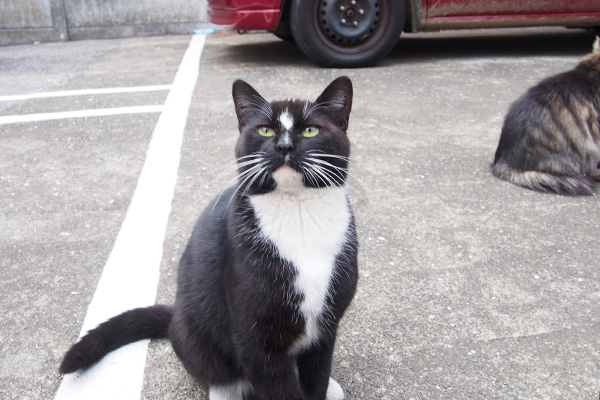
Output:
top-left (326, 377), bottom-right (344, 400)
top-left (209, 381), bottom-right (251, 400)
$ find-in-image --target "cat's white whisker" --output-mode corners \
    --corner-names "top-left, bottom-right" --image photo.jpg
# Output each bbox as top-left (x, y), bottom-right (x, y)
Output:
top-left (206, 153), bottom-right (266, 188)
top-left (306, 151), bottom-right (359, 169)
top-left (299, 162), bottom-right (322, 188)
top-left (317, 167), bottom-right (345, 190)
top-left (306, 162), bottom-right (361, 196)
top-left (304, 157), bottom-right (347, 173)
top-left (302, 100), bottom-right (311, 119)
top-left (302, 163), bottom-right (338, 191)
top-left (236, 158), bottom-right (265, 170)
top-left (237, 151), bottom-right (267, 160)
top-left (241, 166), bottom-right (269, 196)
top-left (305, 158), bottom-right (346, 182)
top-left (236, 163), bottom-right (267, 187)
top-left (302, 97), bottom-right (346, 120)
top-left (305, 153), bottom-right (365, 190)
top-left (211, 161), bottom-right (267, 215)
top-left (237, 95), bottom-right (274, 121)
top-left (258, 168), bottom-right (271, 188)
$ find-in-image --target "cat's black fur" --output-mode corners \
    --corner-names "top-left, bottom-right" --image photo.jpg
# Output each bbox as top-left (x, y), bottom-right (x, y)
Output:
top-left (492, 46), bottom-right (600, 195)
top-left (59, 77), bottom-right (358, 400)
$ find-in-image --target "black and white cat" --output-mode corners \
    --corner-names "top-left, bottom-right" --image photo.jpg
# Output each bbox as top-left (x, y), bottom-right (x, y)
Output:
top-left (60, 77), bottom-right (359, 400)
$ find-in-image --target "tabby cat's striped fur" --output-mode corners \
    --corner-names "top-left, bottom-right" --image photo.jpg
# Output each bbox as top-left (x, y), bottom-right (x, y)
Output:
top-left (492, 39), bottom-right (600, 195)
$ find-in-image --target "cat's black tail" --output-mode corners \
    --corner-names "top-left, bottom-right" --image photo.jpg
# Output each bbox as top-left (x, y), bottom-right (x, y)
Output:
top-left (491, 162), bottom-right (598, 195)
top-left (59, 304), bottom-right (173, 374)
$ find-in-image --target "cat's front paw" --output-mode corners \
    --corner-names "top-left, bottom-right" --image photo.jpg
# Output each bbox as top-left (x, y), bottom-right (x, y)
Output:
top-left (326, 378), bottom-right (344, 400)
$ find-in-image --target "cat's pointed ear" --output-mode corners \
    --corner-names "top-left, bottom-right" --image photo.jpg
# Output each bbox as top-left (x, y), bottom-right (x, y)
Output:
top-left (232, 80), bottom-right (272, 126)
top-left (315, 76), bottom-right (353, 131)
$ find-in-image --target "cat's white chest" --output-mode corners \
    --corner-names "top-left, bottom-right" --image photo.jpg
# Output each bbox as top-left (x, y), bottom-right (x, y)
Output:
top-left (249, 167), bottom-right (351, 353)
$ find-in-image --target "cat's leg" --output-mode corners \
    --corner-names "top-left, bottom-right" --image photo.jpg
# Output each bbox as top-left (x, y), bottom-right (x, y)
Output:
top-left (296, 339), bottom-right (342, 400)
top-left (209, 381), bottom-right (252, 400)
top-left (169, 312), bottom-right (248, 396)
top-left (240, 350), bottom-right (304, 400)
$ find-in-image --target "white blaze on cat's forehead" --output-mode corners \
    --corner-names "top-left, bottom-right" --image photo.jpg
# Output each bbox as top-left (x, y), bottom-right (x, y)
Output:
top-left (278, 109), bottom-right (294, 131)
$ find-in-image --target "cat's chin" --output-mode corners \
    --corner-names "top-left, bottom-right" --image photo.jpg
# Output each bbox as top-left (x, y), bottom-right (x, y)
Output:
top-left (271, 164), bottom-right (304, 192)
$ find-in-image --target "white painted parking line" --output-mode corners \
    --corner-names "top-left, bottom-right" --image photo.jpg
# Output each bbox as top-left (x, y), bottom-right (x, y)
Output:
top-left (0, 105), bottom-right (165, 125)
top-left (54, 33), bottom-right (206, 400)
top-left (0, 85), bottom-right (172, 102)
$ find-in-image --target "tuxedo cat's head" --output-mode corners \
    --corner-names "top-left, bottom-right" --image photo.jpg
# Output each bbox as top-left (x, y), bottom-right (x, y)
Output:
top-left (232, 77), bottom-right (353, 195)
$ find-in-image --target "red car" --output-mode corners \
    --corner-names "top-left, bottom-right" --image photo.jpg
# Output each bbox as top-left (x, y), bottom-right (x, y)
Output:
top-left (207, 0), bottom-right (600, 67)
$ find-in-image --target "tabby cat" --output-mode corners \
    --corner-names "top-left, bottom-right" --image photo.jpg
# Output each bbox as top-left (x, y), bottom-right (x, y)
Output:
top-left (60, 77), bottom-right (359, 400)
top-left (492, 39), bottom-right (600, 195)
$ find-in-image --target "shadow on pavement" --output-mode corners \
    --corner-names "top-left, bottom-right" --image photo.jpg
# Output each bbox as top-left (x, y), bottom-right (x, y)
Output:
top-left (387, 28), bottom-right (597, 63)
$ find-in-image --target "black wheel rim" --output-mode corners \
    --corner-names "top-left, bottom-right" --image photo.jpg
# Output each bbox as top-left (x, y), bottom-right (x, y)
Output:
top-left (317, 0), bottom-right (386, 53)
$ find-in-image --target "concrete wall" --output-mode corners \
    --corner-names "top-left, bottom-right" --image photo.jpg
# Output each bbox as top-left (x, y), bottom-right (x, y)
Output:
top-left (0, 0), bottom-right (208, 46)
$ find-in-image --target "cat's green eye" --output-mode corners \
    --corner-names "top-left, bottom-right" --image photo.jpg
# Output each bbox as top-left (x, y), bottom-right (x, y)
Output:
top-left (302, 126), bottom-right (320, 138)
top-left (257, 126), bottom-right (275, 137)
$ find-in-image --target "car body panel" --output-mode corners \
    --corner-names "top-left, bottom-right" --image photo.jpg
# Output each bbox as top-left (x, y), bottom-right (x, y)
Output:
top-left (420, 0), bottom-right (600, 30)
top-left (426, 0), bottom-right (600, 18)
top-left (207, 0), bottom-right (282, 30)
top-left (419, 13), bottom-right (600, 31)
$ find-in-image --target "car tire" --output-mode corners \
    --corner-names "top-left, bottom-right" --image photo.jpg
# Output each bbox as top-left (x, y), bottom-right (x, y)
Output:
top-left (289, 0), bottom-right (406, 67)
